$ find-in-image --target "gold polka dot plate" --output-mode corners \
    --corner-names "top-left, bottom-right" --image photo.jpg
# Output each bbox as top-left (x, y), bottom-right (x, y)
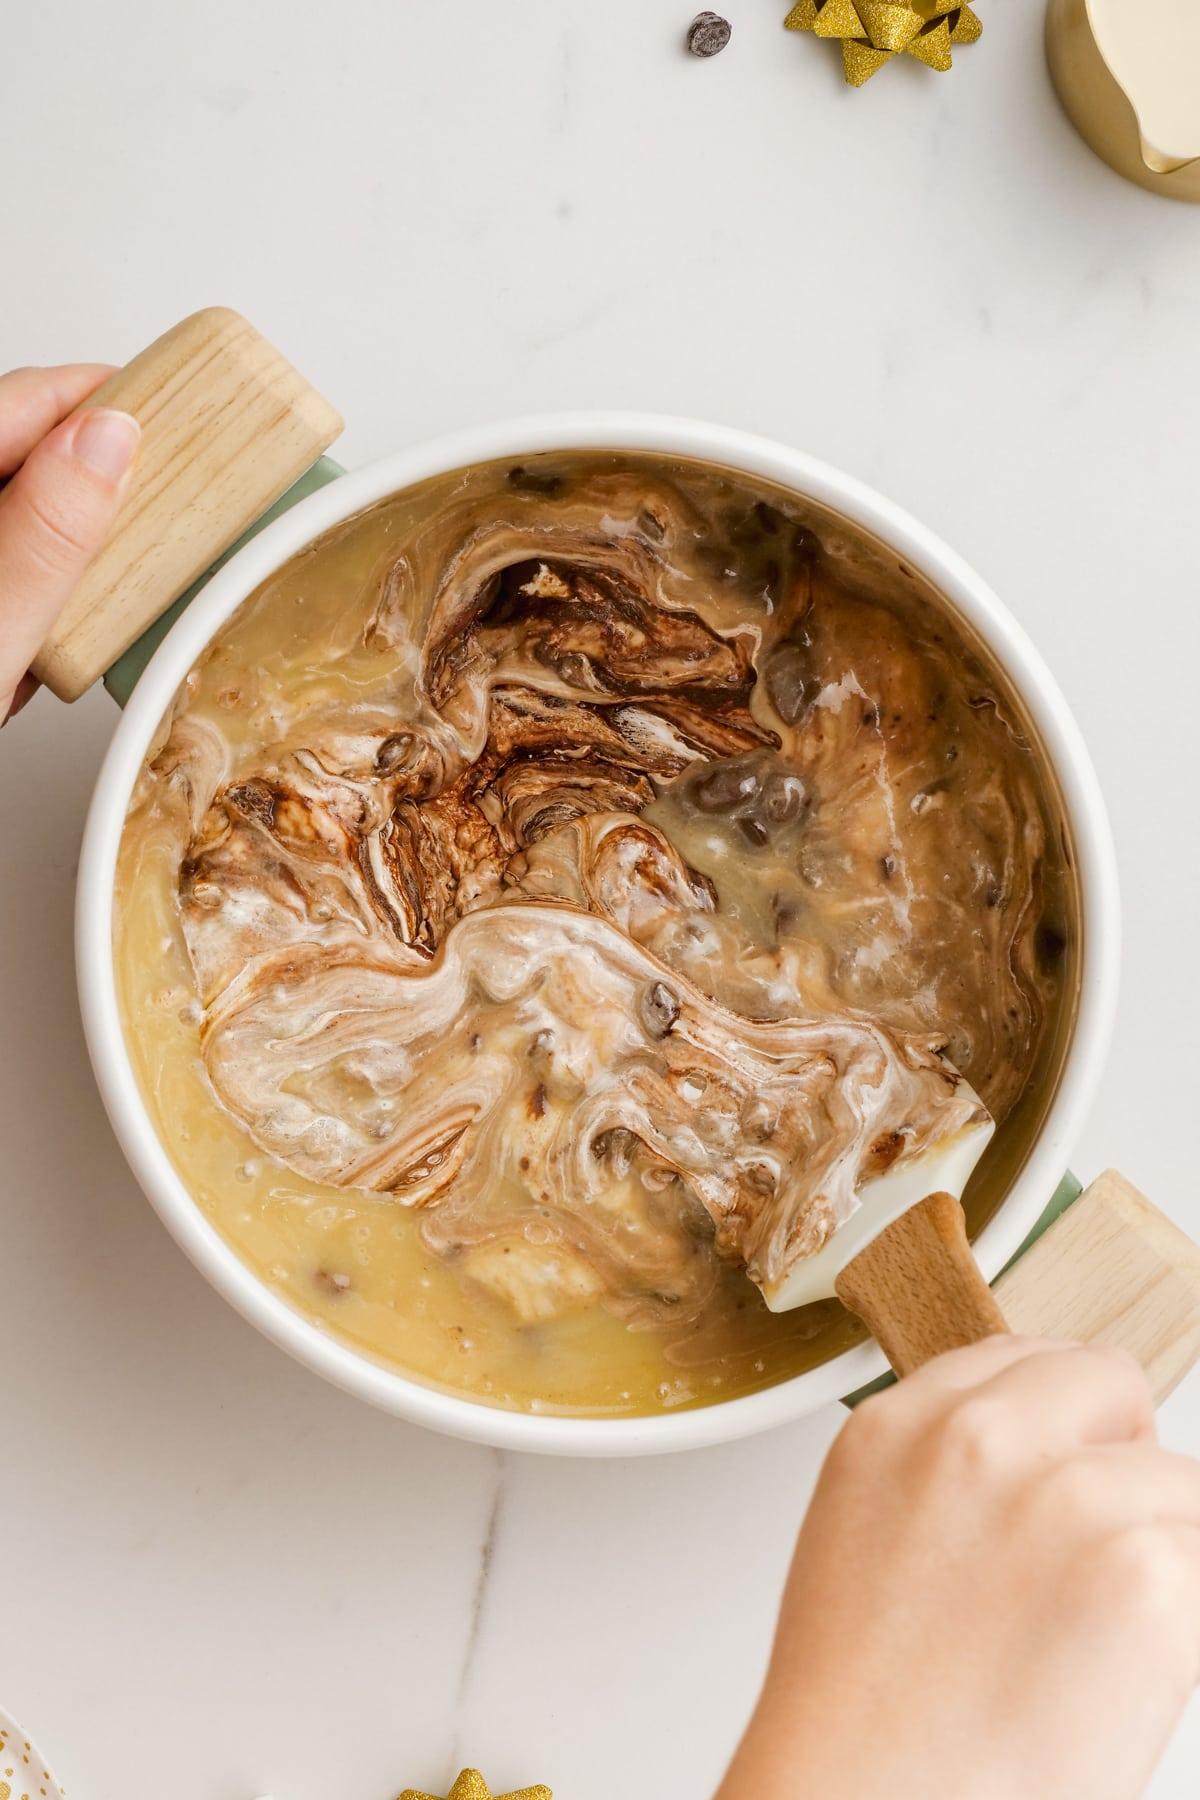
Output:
top-left (0, 1708), bottom-right (65, 1800)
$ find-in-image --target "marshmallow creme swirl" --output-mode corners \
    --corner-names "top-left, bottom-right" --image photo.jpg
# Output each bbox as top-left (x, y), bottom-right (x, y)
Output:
top-left (125, 459), bottom-right (1069, 1339)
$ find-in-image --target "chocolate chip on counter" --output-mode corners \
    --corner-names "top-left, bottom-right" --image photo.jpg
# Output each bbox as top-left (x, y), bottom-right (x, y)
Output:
top-left (687, 11), bottom-right (732, 56)
top-left (641, 981), bottom-right (681, 1038)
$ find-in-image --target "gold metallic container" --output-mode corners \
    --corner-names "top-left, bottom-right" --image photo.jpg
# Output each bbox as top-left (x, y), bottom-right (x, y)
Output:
top-left (1046, 0), bottom-right (1200, 202)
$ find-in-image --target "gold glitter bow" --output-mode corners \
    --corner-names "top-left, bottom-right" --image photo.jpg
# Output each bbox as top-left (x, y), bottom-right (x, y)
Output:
top-left (399, 1771), bottom-right (551, 1800)
top-left (784, 0), bottom-right (982, 85)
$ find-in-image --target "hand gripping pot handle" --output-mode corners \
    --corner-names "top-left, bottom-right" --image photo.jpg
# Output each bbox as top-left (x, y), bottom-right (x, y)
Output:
top-left (32, 307), bottom-right (343, 702)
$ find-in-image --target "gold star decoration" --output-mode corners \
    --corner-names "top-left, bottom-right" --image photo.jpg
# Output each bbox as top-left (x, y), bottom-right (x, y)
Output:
top-left (784, 0), bottom-right (982, 86)
top-left (398, 1770), bottom-right (551, 1800)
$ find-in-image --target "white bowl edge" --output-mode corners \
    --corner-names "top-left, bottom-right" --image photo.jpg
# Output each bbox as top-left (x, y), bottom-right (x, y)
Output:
top-left (76, 414), bottom-right (1121, 1456)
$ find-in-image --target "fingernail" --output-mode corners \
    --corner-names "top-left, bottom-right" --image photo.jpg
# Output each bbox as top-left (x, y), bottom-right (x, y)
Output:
top-left (2, 674), bottom-right (37, 725)
top-left (72, 407), bottom-right (141, 481)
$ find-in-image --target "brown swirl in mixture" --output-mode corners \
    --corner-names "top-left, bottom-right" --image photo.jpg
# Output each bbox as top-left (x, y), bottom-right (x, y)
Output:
top-left (131, 460), bottom-right (1068, 1336)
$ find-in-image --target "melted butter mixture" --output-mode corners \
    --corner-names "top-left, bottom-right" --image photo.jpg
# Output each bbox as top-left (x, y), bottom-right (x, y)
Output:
top-left (115, 453), bottom-right (1079, 1416)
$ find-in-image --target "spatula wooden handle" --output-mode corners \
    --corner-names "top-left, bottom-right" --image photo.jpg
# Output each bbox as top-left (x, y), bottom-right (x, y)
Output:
top-left (31, 307), bottom-right (343, 702)
top-left (835, 1190), bottom-right (1008, 1377)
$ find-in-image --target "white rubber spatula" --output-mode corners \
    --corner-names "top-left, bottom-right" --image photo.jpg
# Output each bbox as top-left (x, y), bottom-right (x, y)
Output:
top-left (763, 1092), bottom-right (1007, 1376)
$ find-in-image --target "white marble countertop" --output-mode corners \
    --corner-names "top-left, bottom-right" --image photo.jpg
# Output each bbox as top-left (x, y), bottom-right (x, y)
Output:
top-left (2, 2), bottom-right (1199, 1795)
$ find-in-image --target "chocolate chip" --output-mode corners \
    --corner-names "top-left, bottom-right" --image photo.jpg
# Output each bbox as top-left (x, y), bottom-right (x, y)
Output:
top-left (507, 464), bottom-right (563, 496)
top-left (227, 780), bottom-right (276, 828)
top-left (641, 981), bottom-right (680, 1038)
top-left (741, 1161), bottom-right (776, 1198)
top-left (692, 760), bottom-right (761, 812)
top-left (737, 812), bottom-right (770, 847)
top-left (555, 650), bottom-right (596, 689)
top-left (687, 11), bottom-right (732, 55)
top-left (761, 772), bottom-right (804, 825)
top-left (593, 1126), bottom-right (638, 1177)
top-left (376, 731), bottom-right (414, 773)
top-left (765, 643), bottom-right (809, 725)
top-left (774, 897), bottom-right (799, 931)
top-left (1035, 920), bottom-right (1068, 967)
top-left (867, 1129), bottom-right (904, 1174)
top-left (731, 504), bottom-right (781, 546)
top-left (912, 776), bottom-right (952, 815)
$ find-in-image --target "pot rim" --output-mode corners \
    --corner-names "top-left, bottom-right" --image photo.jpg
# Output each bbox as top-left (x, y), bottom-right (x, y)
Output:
top-left (76, 412), bottom-right (1120, 1456)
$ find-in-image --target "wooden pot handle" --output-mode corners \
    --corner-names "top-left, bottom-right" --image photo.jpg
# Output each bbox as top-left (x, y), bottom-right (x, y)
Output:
top-left (31, 307), bottom-right (343, 702)
top-left (836, 1172), bottom-right (1200, 1405)
top-left (997, 1170), bottom-right (1200, 1405)
top-left (835, 1190), bottom-right (1008, 1377)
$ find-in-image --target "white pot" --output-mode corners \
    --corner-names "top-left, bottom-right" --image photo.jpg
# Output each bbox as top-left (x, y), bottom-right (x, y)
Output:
top-left (77, 414), bottom-right (1120, 1456)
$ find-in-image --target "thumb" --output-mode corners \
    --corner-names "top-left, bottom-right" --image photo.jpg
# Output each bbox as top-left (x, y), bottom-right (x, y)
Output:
top-left (0, 406), bottom-right (141, 718)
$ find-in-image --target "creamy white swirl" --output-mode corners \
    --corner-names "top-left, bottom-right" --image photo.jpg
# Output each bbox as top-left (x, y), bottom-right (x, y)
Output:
top-left (134, 460), bottom-right (1067, 1331)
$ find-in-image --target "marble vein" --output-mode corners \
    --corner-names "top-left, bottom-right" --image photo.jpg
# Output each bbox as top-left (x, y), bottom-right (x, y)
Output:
top-left (448, 1451), bottom-right (508, 1770)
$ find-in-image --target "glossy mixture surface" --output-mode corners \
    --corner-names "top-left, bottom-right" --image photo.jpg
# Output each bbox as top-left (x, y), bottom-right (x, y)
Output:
top-left (115, 453), bottom-right (1079, 1415)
